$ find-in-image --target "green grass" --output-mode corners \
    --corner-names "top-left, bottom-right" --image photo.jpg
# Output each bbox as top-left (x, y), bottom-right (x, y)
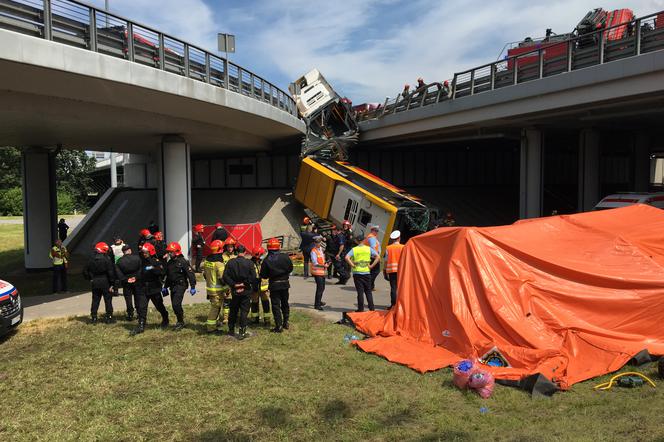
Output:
top-left (1, 304), bottom-right (663, 441)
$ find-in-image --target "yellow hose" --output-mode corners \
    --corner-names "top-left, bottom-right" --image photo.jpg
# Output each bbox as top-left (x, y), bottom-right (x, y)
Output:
top-left (594, 372), bottom-right (657, 391)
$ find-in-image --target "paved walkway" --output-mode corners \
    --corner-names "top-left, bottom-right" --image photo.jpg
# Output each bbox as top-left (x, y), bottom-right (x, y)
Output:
top-left (22, 274), bottom-right (391, 323)
top-left (0, 214), bottom-right (85, 227)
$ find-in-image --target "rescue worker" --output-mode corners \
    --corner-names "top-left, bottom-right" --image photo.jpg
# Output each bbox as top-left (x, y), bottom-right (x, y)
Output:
top-left (300, 216), bottom-right (312, 233)
top-left (383, 230), bottom-right (405, 308)
top-left (163, 242), bottom-right (197, 330)
top-left (153, 231), bottom-right (167, 259)
top-left (300, 224), bottom-right (316, 279)
top-left (57, 218), bottom-right (69, 241)
top-left (202, 239), bottom-right (230, 334)
top-left (222, 238), bottom-right (238, 263)
top-left (211, 222), bottom-right (228, 242)
top-left (83, 242), bottom-right (116, 324)
top-left (311, 236), bottom-right (328, 311)
top-left (364, 225), bottom-right (382, 291)
top-left (148, 220), bottom-right (159, 235)
top-left (341, 220), bottom-right (354, 281)
top-left (49, 239), bottom-right (69, 293)
top-left (131, 242), bottom-right (169, 335)
top-left (137, 228), bottom-right (151, 250)
top-left (192, 224), bottom-right (206, 273)
top-left (110, 237), bottom-right (125, 263)
top-left (222, 245), bottom-right (259, 339)
top-left (250, 247), bottom-right (272, 326)
top-left (328, 225), bottom-right (348, 284)
top-left (346, 234), bottom-right (380, 312)
top-left (115, 244), bottom-right (141, 321)
top-left (260, 238), bottom-right (294, 333)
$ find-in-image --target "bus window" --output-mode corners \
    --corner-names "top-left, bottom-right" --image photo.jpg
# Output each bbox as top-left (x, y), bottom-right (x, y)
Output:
top-left (358, 209), bottom-right (372, 227)
top-left (344, 199), bottom-right (352, 222)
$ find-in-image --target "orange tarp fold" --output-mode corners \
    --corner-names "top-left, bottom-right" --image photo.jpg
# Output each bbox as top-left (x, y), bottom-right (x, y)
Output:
top-left (349, 205), bottom-right (664, 389)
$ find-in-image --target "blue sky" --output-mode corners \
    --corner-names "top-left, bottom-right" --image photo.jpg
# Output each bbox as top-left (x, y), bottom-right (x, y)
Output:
top-left (98, 0), bottom-right (664, 102)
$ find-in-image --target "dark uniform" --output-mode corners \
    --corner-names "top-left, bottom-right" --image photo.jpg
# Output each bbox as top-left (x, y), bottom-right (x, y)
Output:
top-left (222, 255), bottom-right (259, 338)
top-left (211, 227), bottom-right (228, 242)
top-left (164, 255), bottom-right (196, 328)
top-left (133, 254), bottom-right (169, 334)
top-left (300, 230), bottom-right (316, 278)
top-left (154, 238), bottom-right (167, 259)
top-left (83, 253), bottom-right (116, 323)
top-left (259, 251), bottom-right (294, 331)
top-left (115, 252), bottom-right (142, 320)
top-left (192, 232), bottom-right (206, 272)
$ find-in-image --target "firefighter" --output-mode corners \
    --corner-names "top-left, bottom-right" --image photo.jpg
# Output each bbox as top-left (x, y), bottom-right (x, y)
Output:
top-left (250, 247), bottom-right (272, 326)
top-left (260, 238), bottom-right (294, 333)
top-left (345, 234), bottom-right (380, 312)
top-left (202, 239), bottom-right (229, 334)
top-left (163, 242), bottom-right (197, 330)
top-left (192, 224), bottom-right (206, 273)
top-left (222, 245), bottom-right (259, 339)
top-left (364, 225), bottom-right (382, 291)
top-left (137, 228), bottom-right (151, 250)
top-left (311, 236), bottom-right (328, 310)
top-left (115, 244), bottom-right (141, 321)
top-left (222, 238), bottom-right (237, 263)
top-left (153, 231), bottom-right (167, 259)
top-left (383, 230), bottom-right (404, 308)
top-left (211, 222), bottom-right (228, 242)
top-left (83, 242), bottom-right (116, 324)
top-left (131, 242), bottom-right (169, 335)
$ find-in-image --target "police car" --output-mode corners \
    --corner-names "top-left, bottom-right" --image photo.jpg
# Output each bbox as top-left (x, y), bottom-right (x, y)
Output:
top-left (0, 279), bottom-right (22, 337)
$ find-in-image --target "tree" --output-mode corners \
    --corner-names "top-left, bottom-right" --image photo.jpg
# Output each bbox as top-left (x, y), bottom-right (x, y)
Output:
top-left (0, 147), bottom-right (21, 188)
top-left (55, 149), bottom-right (96, 212)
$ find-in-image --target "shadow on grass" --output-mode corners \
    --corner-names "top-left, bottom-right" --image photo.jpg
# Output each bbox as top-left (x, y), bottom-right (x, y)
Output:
top-left (419, 429), bottom-right (472, 442)
top-left (379, 407), bottom-right (416, 427)
top-left (319, 398), bottom-right (353, 422)
top-left (258, 405), bottom-right (291, 427)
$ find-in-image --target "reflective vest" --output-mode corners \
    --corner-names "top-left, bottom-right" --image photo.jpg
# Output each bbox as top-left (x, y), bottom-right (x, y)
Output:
top-left (351, 245), bottom-right (371, 274)
top-left (203, 258), bottom-right (228, 296)
top-left (364, 232), bottom-right (381, 254)
top-left (310, 247), bottom-right (326, 276)
top-left (385, 243), bottom-right (404, 274)
top-left (49, 246), bottom-right (68, 266)
top-left (253, 261), bottom-right (269, 292)
top-left (222, 252), bottom-right (236, 264)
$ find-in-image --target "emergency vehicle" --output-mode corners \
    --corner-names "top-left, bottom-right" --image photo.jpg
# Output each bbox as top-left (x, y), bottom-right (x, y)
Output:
top-left (0, 279), bottom-right (22, 337)
top-left (594, 193), bottom-right (664, 210)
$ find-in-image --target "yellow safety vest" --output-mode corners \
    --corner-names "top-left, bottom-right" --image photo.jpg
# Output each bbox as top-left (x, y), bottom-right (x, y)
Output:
top-left (253, 261), bottom-right (269, 292)
top-left (351, 245), bottom-right (371, 274)
top-left (50, 246), bottom-right (68, 266)
top-left (203, 258), bottom-right (228, 296)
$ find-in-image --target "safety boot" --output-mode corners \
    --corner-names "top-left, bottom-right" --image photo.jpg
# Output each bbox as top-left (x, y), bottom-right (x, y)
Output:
top-left (126, 311), bottom-right (134, 321)
top-left (270, 326), bottom-right (283, 333)
top-left (238, 327), bottom-right (252, 340)
top-left (263, 318), bottom-right (271, 327)
top-left (174, 322), bottom-right (185, 331)
top-left (252, 316), bottom-right (260, 324)
top-left (227, 326), bottom-right (236, 337)
top-left (160, 317), bottom-right (170, 329)
top-left (90, 314), bottom-right (98, 325)
top-left (282, 321), bottom-right (289, 330)
top-left (105, 314), bottom-right (116, 324)
top-left (131, 320), bottom-right (145, 336)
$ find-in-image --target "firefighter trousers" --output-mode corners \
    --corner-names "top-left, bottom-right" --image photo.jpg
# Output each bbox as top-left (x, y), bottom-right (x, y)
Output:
top-left (170, 284), bottom-right (186, 322)
top-left (250, 290), bottom-right (271, 321)
top-left (206, 291), bottom-right (229, 332)
top-left (270, 289), bottom-right (290, 329)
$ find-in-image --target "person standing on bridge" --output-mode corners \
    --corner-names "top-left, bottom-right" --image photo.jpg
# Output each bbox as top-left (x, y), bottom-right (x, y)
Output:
top-left (364, 225), bottom-right (382, 291)
top-left (191, 224), bottom-right (206, 273)
top-left (346, 234), bottom-right (380, 312)
top-left (384, 230), bottom-right (404, 308)
top-left (83, 242), bottom-right (116, 324)
top-left (163, 241), bottom-right (197, 331)
top-left (310, 236), bottom-right (328, 311)
top-left (260, 238), bottom-right (293, 333)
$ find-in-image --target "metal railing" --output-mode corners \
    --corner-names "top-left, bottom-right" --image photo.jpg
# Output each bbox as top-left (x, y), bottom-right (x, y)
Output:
top-left (0, 0), bottom-right (297, 116)
top-left (357, 10), bottom-right (664, 122)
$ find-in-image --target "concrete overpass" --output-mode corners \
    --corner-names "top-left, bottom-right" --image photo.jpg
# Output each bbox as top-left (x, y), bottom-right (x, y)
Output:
top-left (0, 0), bottom-right (305, 269)
top-left (356, 10), bottom-right (664, 222)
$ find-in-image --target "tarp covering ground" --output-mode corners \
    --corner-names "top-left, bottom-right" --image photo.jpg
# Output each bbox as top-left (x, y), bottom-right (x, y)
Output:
top-left (349, 205), bottom-right (664, 389)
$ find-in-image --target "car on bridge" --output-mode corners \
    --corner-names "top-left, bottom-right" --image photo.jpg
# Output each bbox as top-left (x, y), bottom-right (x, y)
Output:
top-left (0, 279), bottom-right (22, 337)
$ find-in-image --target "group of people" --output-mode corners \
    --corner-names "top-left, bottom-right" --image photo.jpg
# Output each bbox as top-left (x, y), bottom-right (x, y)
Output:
top-left (299, 217), bottom-right (405, 312)
top-left (80, 222), bottom-right (294, 340)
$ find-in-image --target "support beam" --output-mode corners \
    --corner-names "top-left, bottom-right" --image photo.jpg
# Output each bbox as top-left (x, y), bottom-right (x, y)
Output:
top-left (634, 133), bottom-right (651, 192)
top-left (157, 136), bottom-right (192, 257)
top-left (22, 147), bottom-right (57, 270)
top-left (110, 152), bottom-right (118, 188)
top-left (519, 129), bottom-right (543, 219)
top-left (578, 129), bottom-right (600, 211)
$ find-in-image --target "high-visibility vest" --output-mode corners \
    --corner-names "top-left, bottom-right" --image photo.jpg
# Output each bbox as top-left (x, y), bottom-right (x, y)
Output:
top-left (364, 233), bottom-right (381, 254)
top-left (385, 243), bottom-right (404, 274)
top-left (203, 258), bottom-right (228, 296)
top-left (351, 245), bottom-right (371, 273)
top-left (253, 261), bottom-right (269, 292)
top-left (49, 246), bottom-right (67, 266)
top-left (310, 247), bottom-right (326, 276)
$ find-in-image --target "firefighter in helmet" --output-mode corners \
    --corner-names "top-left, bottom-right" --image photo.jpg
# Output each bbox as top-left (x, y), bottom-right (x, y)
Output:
top-left (202, 239), bottom-right (230, 334)
top-left (163, 241), bottom-right (197, 330)
top-left (222, 238), bottom-right (237, 263)
top-left (250, 246), bottom-right (272, 326)
top-left (192, 224), bottom-right (206, 273)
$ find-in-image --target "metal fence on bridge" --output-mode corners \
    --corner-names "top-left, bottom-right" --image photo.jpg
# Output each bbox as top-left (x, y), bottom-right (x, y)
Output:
top-left (0, 0), bottom-right (297, 116)
top-left (357, 10), bottom-right (664, 122)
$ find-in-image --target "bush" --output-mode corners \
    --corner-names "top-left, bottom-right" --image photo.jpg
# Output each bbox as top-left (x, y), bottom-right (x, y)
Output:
top-left (57, 191), bottom-right (75, 215)
top-left (0, 187), bottom-right (23, 216)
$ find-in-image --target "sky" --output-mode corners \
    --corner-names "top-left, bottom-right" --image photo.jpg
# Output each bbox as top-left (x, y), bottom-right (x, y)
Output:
top-left (98, 0), bottom-right (664, 103)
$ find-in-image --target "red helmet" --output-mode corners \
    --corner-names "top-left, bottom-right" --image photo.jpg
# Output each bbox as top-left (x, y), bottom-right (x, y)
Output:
top-left (140, 229), bottom-right (150, 237)
top-left (267, 238), bottom-right (281, 251)
top-left (166, 242), bottom-right (181, 255)
top-left (209, 239), bottom-right (224, 254)
top-left (343, 220), bottom-right (351, 227)
top-left (154, 231), bottom-right (164, 241)
top-left (193, 224), bottom-right (204, 233)
top-left (253, 247), bottom-right (266, 258)
top-left (215, 222), bottom-right (222, 228)
top-left (225, 238), bottom-right (236, 246)
top-left (141, 243), bottom-right (156, 256)
top-left (303, 216), bottom-right (311, 225)
top-left (443, 80), bottom-right (449, 87)
top-left (95, 242), bottom-right (109, 254)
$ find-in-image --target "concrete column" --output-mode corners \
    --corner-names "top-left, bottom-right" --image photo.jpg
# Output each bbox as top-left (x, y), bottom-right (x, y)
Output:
top-left (578, 129), bottom-right (600, 211)
top-left (110, 152), bottom-right (118, 188)
top-left (22, 148), bottom-right (57, 270)
top-left (634, 133), bottom-right (651, 192)
top-left (157, 136), bottom-right (192, 257)
top-left (519, 129), bottom-right (543, 219)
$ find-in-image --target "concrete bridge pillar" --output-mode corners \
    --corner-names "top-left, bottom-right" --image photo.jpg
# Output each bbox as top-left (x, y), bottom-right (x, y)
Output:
top-left (22, 147), bottom-right (57, 270)
top-left (519, 129), bottom-right (543, 219)
top-left (634, 133), bottom-right (651, 193)
top-left (578, 129), bottom-right (600, 212)
top-left (157, 136), bottom-right (192, 257)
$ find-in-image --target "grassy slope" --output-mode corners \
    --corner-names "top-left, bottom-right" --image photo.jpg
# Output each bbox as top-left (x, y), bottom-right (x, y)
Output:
top-left (1, 305), bottom-right (663, 442)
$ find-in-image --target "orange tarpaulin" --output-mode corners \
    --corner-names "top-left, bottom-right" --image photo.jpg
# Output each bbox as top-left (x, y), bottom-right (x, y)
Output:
top-left (349, 205), bottom-right (664, 390)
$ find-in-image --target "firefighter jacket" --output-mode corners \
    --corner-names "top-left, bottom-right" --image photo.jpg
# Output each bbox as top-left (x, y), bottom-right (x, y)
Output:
top-left (136, 255), bottom-right (164, 295)
top-left (203, 253), bottom-right (228, 297)
top-left (115, 254), bottom-right (142, 284)
top-left (222, 251), bottom-right (237, 264)
top-left (192, 232), bottom-right (205, 250)
top-left (251, 258), bottom-right (269, 292)
top-left (259, 252), bottom-right (293, 291)
top-left (83, 253), bottom-right (115, 290)
top-left (222, 256), bottom-right (259, 295)
top-left (164, 255), bottom-right (196, 289)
